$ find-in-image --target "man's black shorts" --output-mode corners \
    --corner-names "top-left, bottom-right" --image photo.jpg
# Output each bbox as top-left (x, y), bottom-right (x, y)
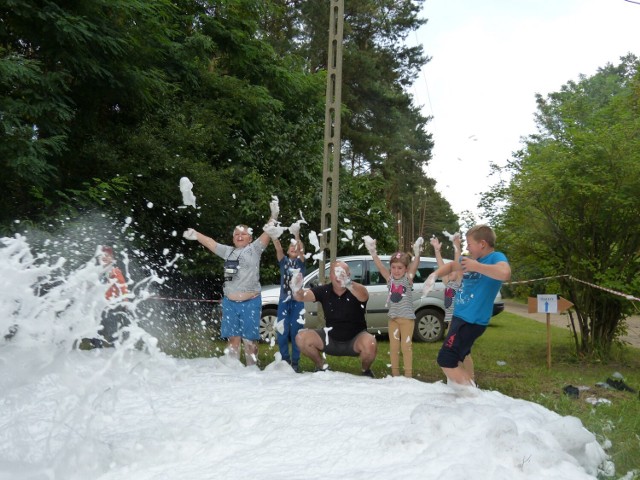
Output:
top-left (310, 328), bottom-right (368, 357)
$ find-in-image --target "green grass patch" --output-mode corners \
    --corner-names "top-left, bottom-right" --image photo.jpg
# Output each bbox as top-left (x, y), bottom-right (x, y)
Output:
top-left (154, 311), bottom-right (640, 477)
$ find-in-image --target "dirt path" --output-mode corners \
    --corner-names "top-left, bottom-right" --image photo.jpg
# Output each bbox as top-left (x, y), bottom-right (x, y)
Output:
top-left (502, 299), bottom-right (640, 348)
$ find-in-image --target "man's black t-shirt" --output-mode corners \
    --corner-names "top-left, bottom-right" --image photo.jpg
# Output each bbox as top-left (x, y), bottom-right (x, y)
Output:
top-left (311, 284), bottom-right (368, 342)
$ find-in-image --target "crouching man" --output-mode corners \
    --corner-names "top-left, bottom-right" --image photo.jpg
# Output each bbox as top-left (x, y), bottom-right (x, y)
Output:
top-left (292, 261), bottom-right (377, 377)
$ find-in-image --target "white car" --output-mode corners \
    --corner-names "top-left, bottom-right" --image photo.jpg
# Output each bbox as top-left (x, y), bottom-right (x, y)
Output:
top-left (259, 255), bottom-right (504, 343)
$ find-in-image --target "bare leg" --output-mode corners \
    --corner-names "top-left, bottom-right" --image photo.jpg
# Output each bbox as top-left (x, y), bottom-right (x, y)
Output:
top-left (441, 367), bottom-right (473, 385)
top-left (462, 355), bottom-right (475, 382)
top-left (243, 339), bottom-right (258, 366)
top-left (353, 332), bottom-right (377, 371)
top-left (226, 336), bottom-right (241, 359)
top-left (441, 355), bottom-right (476, 386)
top-left (295, 330), bottom-right (325, 368)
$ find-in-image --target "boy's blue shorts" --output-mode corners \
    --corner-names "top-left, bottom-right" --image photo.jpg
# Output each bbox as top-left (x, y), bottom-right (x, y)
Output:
top-left (221, 295), bottom-right (261, 341)
top-left (437, 316), bottom-right (486, 368)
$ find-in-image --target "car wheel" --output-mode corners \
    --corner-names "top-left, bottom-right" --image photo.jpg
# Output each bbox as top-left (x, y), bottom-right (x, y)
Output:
top-left (260, 308), bottom-right (278, 343)
top-left (413, 308), bottom-right (445, 343)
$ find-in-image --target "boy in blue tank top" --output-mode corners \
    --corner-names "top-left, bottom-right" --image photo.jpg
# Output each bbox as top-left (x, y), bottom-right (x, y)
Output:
top-left (423, 225), bottom-right (510, 387)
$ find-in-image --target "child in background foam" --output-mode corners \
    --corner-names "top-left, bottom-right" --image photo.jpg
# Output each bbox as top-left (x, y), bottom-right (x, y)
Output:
top-left (430, 233), bottom-right (462, 324)
top-left (272, 223), bottom-right (305, 372)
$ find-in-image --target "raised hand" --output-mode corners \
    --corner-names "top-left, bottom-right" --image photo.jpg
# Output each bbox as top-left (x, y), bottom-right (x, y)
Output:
top-left (362, 235), bottom-right (377, 255)
top-left (179, 177), bottom-right (197, 208)
top-left (289, 221), bottom-right (301, 237)
top-left (183, 228), bottom-right (198, 241)
top-left (452, 232), bottom-right (462, 254)
top-left (413, 236), bottom-right (424, 257)
top-left (263, 222), bottom-right (285, 239)
top-left (443, 230), bottom-right (458, 242)
top-left (430, 235), bottom-right (442, 252)
top-left (269, 196), bottom-right (280, 221)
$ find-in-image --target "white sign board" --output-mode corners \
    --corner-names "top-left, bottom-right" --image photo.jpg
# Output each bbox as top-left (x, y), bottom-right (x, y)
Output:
top-left (537, 294), bottom-right (558, 314)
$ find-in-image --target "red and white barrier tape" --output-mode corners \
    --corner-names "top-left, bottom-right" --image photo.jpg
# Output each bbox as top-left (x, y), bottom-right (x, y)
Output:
top-left (506, 274), bottom-right (569, 285)
top-left (566, 276), bottom-right (640, 302)
top-left (143, 275), bottom-right (639, 305)
top-left (144, 296), bottom-right (221, 304)
top-left (505, 274), bottom-right (640, 302)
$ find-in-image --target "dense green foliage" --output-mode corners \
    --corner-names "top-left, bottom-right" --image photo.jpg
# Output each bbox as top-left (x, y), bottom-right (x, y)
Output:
top-left (1, 0), bottom-right (458, 286)
top-left (481, 55), bottom-right (640, 358)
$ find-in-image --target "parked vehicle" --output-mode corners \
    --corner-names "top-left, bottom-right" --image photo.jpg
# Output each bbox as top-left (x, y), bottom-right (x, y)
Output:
top-left (259, 255), bottom-right (504, 344)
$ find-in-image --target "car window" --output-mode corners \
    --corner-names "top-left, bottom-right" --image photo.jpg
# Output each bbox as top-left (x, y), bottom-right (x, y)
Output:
top-left (307, 274), bottom-right (319, 288)
top-left (345, 260), bottom-right (365, 285)
top-left (306, 267), bottom-right (326, 288)
top-left (414, 261), bottom-right (439, 283)
top-left (368, 259), bottom-right (389, 286)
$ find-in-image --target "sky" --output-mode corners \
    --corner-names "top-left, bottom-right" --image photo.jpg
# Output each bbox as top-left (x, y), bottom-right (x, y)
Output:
top-left (410, 0), bottom-right (640, 220)
top-left (0, 234), bottom-right (620, 479)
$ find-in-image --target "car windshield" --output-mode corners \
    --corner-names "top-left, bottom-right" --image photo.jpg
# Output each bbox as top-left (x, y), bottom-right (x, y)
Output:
top-left (414, 261), bottom-right (438, 283)
top-left (305, 257), bottom-right (440, 288)
top-left (368, 259), bottom-right (439, 285)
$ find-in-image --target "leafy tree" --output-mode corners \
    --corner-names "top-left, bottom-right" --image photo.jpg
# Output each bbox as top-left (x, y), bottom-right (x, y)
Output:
top-left (482, 55), bottom-right (640, 358)
top-left (1, 0), bottom-right (455, 297)
top-left (0, 0), bottom-right (178, 223)
top-left (99, 0), bottom-right (327, 281)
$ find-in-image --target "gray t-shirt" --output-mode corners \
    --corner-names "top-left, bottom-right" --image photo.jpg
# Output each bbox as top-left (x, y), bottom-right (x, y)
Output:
top-left (215, 239), bottom-right (266, 297)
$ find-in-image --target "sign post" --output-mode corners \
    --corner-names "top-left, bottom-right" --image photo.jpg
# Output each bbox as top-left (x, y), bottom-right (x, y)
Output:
top-left (528, 295), bottom-right (574, 369)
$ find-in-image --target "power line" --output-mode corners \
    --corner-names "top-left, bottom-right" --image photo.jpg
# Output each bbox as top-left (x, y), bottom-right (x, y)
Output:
top-left (413, 30), bottom-right (435, 119)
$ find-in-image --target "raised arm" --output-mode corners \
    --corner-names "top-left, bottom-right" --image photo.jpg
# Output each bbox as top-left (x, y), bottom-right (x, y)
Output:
top-left (293, 232), bottom-right (305, 263)
top-left (183, 228), bottom-right (218, 254)
top-left (408, 237), bottom-right (424, 279)
top-left (430, 236), bottom-right (445, 268)
top-left (258, 234), bottom-right (271, 248)
top-left (273, 238), bottom-right (284, 261)
top-left (259, 198), bottom-right (281, 247)
top-left (430, 235), bottom-right (450, 283)
top-left (371, 251), bottom-right (390, 282)
top-left (449, 233), bottom-right (463, 283)
top-left (452, 233), bottom-right (462, 263)
top-left (363, 236), bottom-right (390, 282)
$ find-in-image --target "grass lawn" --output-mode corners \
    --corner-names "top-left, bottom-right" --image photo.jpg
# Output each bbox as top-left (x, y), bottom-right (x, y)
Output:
top-left (158, 311), bottom-right (640, 477)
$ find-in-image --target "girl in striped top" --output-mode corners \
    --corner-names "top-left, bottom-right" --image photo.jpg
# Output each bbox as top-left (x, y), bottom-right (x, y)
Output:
top-left (367, 237), bottom-right (422, 377)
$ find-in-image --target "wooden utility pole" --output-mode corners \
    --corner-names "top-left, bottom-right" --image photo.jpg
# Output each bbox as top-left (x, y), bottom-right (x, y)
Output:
top-left (318, 0), bottom-right (344, 285)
